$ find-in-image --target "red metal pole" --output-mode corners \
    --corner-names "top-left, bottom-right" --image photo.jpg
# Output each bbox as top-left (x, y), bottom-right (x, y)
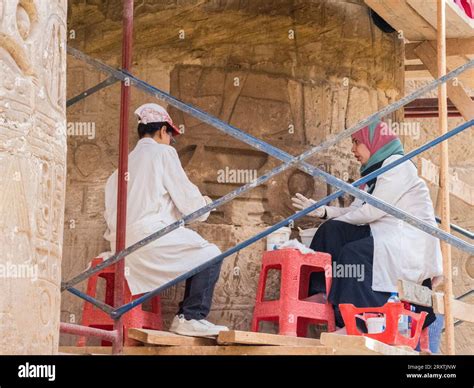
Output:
top-left (113, 0), bottom-right (134, 355)
top-left (60, 323), bottom-right (119, 344)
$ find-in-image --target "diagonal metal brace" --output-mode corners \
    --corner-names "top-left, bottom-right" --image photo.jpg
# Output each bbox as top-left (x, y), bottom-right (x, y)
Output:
top-left (67, 76), bottom-right (119, 107)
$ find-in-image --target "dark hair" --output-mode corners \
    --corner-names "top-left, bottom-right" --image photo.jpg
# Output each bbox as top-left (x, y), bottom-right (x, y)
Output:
top-left (137, 121), bottom-right (174, 139)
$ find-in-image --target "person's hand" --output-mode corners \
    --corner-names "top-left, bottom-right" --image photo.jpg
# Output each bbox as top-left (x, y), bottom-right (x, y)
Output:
top-left (291, 193), bottom-right (326, 217)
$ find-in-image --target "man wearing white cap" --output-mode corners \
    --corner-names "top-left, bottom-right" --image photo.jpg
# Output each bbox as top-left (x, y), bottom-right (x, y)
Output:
top-left (103, 103), bottom-right (229, 337)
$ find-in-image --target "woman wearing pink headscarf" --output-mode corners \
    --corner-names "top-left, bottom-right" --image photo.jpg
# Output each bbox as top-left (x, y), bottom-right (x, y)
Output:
top-left (292, 121), bottom-right (443, 334)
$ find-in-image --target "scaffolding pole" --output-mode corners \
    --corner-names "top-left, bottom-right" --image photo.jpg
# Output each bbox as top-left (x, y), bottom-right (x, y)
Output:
top-left (437, 0), bottom-right (455, 355)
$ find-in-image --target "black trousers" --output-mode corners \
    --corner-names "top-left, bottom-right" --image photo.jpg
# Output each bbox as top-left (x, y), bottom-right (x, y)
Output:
top-left (309, 219), bottom-right (435, 328)
top-left (176, 260), bottom-right (223, 320)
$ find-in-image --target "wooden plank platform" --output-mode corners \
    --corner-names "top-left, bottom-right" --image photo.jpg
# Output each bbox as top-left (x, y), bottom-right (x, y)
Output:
top-left (320, 333), bottom-right (419, 355)
top-left (59, 345), bottom-right (336, 356)
top-left (128, 328), bottom-right (216, 346)
top-left (217, 330), bottom-right (322, 347)
top-left (60, 329), bottom-right (423, 356)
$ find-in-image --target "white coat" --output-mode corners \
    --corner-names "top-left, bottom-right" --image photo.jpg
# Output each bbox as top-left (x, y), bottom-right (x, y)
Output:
top-left (103, 138), bottom-right (221, 295)
top-left (324, 154), bottom-right (443, 293)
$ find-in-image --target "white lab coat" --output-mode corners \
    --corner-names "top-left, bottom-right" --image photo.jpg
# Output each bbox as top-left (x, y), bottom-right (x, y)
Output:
top-left (324, 154), bottom-right (443, 293)
top-left (103, 138), bottom-right (221, 295)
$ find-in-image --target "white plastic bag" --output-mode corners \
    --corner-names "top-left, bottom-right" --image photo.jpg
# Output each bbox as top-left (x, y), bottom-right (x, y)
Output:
top-left (278, 239), bottom-right (315, 254)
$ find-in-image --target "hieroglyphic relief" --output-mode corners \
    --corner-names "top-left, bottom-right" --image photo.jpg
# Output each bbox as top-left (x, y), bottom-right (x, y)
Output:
top-left (170, 65), bottom-right (357, 227)
top-left (43, 16), bottom-right (66, 110)
top-left (0, 0), bottom-right (67, 354)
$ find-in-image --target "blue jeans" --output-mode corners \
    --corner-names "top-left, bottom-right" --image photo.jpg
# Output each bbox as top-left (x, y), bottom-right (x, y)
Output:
top-left (429, 314), bottom-right (444, 353)
top-left (177, 260), bottom-right (223, 320)
top-left (416, 314), bottom-right (444, 353)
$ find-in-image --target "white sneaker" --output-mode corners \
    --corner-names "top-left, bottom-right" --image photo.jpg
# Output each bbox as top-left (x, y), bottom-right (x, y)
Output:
top-left (199, 319), bottom-right (229, 333)
top-left (169, 315), bottom-right (229, 337)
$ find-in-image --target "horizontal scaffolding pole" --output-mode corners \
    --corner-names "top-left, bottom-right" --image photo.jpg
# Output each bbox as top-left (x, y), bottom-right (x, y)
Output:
top-left (66, 120), bottom-right (473, 318)
top-left (62, 47), bottom-right (474, 292)
top-left (435, 216), bottom-right (474, 239)
top-left (60, 322), bottom-right (119, 343)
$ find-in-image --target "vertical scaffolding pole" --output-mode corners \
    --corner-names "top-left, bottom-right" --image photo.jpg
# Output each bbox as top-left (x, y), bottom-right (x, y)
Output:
top-left (112, 0), bottom-right (134, 355)
top-left (437, 0), bottom-right (455, 355)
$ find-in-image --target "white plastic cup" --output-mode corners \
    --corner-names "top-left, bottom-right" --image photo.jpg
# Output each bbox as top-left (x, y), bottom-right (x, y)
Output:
top-left (266, 227), bottom-right (291, 250)
top-left (366, 317), bottom-right (386, 334)
top-left (298, 227), bottom-right (318, 247)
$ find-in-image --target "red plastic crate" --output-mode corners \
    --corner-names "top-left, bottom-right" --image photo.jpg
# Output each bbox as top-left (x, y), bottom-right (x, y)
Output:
top-left (339, 302), bottom-right (427, 349)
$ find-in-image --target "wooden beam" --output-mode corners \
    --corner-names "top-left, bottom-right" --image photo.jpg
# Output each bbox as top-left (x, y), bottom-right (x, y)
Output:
top-left (398, 280), bottom-right (474, 323)
top-left (128, 329), bottom-right (216, 346)
top-left (217, 330), bottom-right (322, 347)
top-left (418, 158), bottom-right (474, 206)
top-left (405, 67), bottom-right (474, 91)
top-left (405, 64), bottom-right (427, 72)
top-left (398, 279), bottom-right (433, 307)
top-left (415, 41), bottom-right (474, 120)
top-left (436, 0), bottom-right (455, 356)
top-left (364, 0), bottom-right (437, 41)
top-left (432, 293), bottom-right (474, 323)
top-left (320, 333), bottom-right (418, 355)
top-left (59, 345), bottom-right (336, 356)
top-left (407, 0), bottom-right (474, 38)
top-left (406, 38), bottom-right (474, 60)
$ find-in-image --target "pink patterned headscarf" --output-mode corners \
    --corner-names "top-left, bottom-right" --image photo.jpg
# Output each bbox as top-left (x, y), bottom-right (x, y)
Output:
top-left (351, 122), bottom-right (398, 155)
top-left (351, 121), bottom-right (405, 175)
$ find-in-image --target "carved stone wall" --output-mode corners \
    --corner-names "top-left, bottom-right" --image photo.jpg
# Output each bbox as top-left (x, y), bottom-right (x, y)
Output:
top-left (0, 0), bottom-right (67, 354)
top-left (62, 0), bottom-right (404, 344)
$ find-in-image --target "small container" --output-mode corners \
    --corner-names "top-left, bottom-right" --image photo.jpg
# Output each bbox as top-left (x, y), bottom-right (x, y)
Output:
top-left (298, 227), bottom-right (318, 247)
top-left (266, 227), bottom-right (291, 251)
top-left (366, 317), bottom-right (386, 334)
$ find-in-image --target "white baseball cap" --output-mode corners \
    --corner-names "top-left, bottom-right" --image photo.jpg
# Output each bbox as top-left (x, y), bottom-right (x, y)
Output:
top-left (134, 103), bottom-right (181, 137)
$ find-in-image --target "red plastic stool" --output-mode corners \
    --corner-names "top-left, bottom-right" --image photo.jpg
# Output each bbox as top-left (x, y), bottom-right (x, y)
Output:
top-left (251, 248), bottom-right (336, 337)
top-left (339, 302), bottom-right (427, 349)
top-left (77, 257), bottom-right (163, 346)
top-left (419, 328), bottom-right (431, 353)
top-left (408, 310), bottom-right (430, 353)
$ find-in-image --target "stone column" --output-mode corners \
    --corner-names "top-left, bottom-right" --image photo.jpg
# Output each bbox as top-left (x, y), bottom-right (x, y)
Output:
top-left (0, 0), bottom-right (67, 354)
